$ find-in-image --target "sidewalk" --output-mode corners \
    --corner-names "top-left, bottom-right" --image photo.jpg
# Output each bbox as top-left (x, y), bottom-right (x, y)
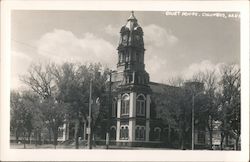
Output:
top-left (10, 143), bottom-right (174, 150)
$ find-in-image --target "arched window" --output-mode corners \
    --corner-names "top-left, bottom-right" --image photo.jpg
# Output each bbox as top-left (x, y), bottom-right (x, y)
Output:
top-left (112, 98), bottom-right (117, 117)
top-left (136, 94), bottom-right (146, 116)
top-left (154, 127), bottom-right (161, 140)
top-left (135, 126), bottom-right (145, 140)
top-left (135, 127), bottom-right (140, 139)
top-left (125, 126), bottom-right (129, 139)
top-left (120, 125), bottom-right (129, 140)
top-left (121, 94), bottom-right (130, 115)
top-left (120, 127), bottom-right (124, 139)
top-left (140, 127), bottom-right (145, 140)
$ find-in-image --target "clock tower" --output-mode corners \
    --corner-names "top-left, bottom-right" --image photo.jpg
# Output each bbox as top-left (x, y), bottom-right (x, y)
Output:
top-left (112, 11), bottom-right (152, 146)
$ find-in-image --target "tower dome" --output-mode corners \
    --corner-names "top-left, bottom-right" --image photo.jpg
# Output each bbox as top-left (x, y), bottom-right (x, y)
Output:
top-left (120, 11), bottom-right (143, 33)
top-left (119, 11), bottom-right (144, 48)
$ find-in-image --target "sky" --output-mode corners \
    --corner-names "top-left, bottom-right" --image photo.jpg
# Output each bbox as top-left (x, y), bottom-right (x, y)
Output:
top-left (11, 10), bottom-right (240, 90)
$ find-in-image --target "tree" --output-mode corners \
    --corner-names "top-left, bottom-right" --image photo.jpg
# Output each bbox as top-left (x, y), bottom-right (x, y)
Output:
top-left (21, 63), bottom-right (66, 148)
top-left (52, 62), bottom-right (108, 149)
top-left (218, 64), bottom-right (240, 150)
top-left (151, 86), bottom-right (182, 147)
top-left (191, 70), bottom-right (219, 149)
top-left (10, 91), bottom-right (39, 148)
top-left (10, 91), bottom-right (22, 143)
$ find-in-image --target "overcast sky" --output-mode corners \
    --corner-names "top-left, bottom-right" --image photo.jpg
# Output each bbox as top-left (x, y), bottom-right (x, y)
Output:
top-left (11, 10), bottom-right (240, 90)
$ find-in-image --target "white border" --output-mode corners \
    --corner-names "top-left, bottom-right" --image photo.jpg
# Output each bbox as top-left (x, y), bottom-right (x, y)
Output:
top-left (1, 1), bottom-right (249, 161)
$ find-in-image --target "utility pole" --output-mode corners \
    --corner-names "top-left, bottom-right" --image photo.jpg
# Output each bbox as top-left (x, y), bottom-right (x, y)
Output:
top-left (88, 79), bottom-right (92, 149)
top-left (106, 71), bottom-right (112, 149)
top-left (192, 94), bottom-right (195, 150)
top-left (191, 91), bottom-right (204, 150)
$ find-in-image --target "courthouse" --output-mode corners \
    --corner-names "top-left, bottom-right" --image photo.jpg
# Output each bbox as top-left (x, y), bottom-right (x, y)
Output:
top-left (59, 12), bottom-right (212, 148)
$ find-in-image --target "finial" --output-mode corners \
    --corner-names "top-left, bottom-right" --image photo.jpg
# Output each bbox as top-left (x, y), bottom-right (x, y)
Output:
top-left (128, 11), bottom-right (137, 21)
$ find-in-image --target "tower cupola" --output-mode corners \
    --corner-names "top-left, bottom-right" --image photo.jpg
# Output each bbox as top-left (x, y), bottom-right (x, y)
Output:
top-left (118, 11), bottom-right (144, 48)
top-left (116, 11), bottom-right (150, 87)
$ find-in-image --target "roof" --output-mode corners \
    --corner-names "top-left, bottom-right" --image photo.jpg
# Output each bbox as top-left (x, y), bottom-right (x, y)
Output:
top-left (124, 11), bottom-right (140, 32)
top-left (149, 82), bottom-right (180, 94)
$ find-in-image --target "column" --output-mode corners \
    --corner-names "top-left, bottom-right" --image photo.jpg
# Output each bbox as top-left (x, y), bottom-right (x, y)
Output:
top-left (146, 94), bottom-right (151, 141)
top-left (129, 92), bottom-right (136, 118)
top-left (146, 120), bottom-right (150, 142)
top-left (129, 120), bottom-right (135, 142)
top-left (117, 94), bottom-right (121, 118)
top-left (129, 92), bottom-right (136, 142)
top-left (146, 94), bottom-right (151, 119)
top-left (116, 120), bottom-right (120, 141)
top-left (116, 94), bottom-right (121, 141)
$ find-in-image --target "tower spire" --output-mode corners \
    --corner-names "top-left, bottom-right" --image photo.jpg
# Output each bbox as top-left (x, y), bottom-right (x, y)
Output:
top-left (127, 11), bottom-right (137, 21)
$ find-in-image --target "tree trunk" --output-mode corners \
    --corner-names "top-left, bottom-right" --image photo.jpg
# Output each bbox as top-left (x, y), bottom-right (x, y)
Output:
top-left (53, 126), bottom-right (58, 149)
top-left (83, 122), bottom-right (86, 141)
top-left (209, 130), bottom-right (213, 149)
top-left (15, 129), bottom-right (19, 143)
top-left (236, 135), bottom-right (240, 150)
top-left (168, 125), bottom-right (171, 144)
top-left (35, 129), bottom-right (38, 147)
top-left (38, 131), bottom-right (42, 145)
top-left (225, 134), bottom-right (229, 147)
top-left (28, 131), bottom-right (31, 144)
top-left (208, 120), bottom-right (213, 149)
top-left (23, 132), bottom-right (26, 149)
top-left (179, 131), bottom-right (184, 150)
top-left (220, 133), bottom-right (224, 150)
top-left (48, 127), bottom-right (52, 143)
top-left (74, 119), bottom-right (80, 149)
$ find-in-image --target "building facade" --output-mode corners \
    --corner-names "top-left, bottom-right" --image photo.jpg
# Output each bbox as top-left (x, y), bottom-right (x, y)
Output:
top-left (53, 11), bottom-right (215, 149)
top-left (109, 11), bottom-right (152, 146)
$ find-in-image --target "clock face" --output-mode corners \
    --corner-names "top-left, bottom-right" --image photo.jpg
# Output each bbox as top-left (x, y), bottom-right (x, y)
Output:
top-left (123, 35), bottom-right (128, 41)
top-left (122, 35), bottom-right (128, 45)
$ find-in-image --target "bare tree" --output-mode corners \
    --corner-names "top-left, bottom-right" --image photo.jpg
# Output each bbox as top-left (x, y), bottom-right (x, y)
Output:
top-left (21, 63), bottom-right (54, 99)
top-left (20, 63), bottom-right (65, 148)
top-left (218, 64), bottom-right (240, 150)
top-left (168, 76), bottom-right (185, 87)
top-left (191, 70), bottom-right (219, 149)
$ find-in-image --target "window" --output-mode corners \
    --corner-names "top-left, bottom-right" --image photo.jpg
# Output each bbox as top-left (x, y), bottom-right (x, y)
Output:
top-left (121, 94), bottom-right (130, 115)
top-left (140, 127), bottom-right (145, 139)
top-left (154, 127), bottom-right (161, 140)
top-left (136, 95), bottom-right (146, 116)
top-left (136, 127), bottom-right (140, 139)
top-left (110, 126), bottom-right (116, 140)
top-left (198, 131), bottom-right (205, 144)
top-left (112, 98), bottom-right (117, 117)
top-left (135, 126), bottom-right (145, 140)
top-left (118, 53), bottom-right (122, 63)
top-left (125, 53), bottom-right (129, 62)
top-left (120, 125), bottom-right (129, 140)
top-left (129, 75), bottom-right (133, 83)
